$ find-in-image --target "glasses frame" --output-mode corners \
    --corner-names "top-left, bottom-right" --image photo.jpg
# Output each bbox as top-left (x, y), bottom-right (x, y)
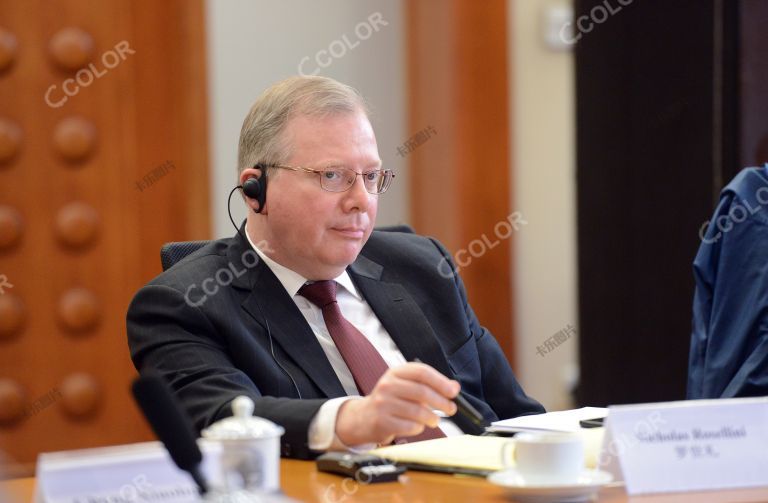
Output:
top-left (263, 163), bottom-right (395, 194)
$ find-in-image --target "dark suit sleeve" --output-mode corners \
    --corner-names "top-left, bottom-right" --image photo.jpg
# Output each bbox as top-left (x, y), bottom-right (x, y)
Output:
top-left (688, 191), bottom-right (768, 399)
top-left (428, 238), bottom-right (546, 418)
top-left (127, 284), bottom-right (326, 459)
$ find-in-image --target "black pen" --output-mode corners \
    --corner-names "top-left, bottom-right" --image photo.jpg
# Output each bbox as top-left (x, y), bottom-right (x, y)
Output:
top-left (413, 358), bottom-right (487, 427)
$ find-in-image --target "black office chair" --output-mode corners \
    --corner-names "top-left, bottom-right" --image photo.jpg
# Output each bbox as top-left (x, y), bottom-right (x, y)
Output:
top-left (160, 240), bottom-right (212, 271)
top-left (160, 225), bottom-right (415, 271)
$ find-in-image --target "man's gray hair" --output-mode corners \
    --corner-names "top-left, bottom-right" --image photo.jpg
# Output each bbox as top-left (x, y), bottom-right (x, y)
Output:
top-left (237, 76), bottom-right (369, 175)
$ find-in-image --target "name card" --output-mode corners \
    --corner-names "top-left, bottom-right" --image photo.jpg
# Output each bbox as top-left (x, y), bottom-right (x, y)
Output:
top-left (601, 397), bottom-right (768, 495)
top-left (34, 441), bottom-right (221, 503)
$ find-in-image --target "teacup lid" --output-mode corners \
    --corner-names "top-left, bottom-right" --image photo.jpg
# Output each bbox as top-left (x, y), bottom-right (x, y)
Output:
top-left (201, 396), bottom-right (285, 440)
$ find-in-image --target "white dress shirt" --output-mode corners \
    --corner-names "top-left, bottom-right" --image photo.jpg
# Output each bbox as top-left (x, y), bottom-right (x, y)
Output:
top-left (245, 233), bottom-right (460, 451)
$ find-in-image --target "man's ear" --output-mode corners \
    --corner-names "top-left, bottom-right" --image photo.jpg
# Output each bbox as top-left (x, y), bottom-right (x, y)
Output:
top-left (239, 167), bottom-right (266, 214)
top-left (239, 166), bottom-right (262, 186)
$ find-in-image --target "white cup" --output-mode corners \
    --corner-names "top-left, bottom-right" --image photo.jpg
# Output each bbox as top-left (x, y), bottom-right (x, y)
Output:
top-left (501, 432), bottom-right (584, 484)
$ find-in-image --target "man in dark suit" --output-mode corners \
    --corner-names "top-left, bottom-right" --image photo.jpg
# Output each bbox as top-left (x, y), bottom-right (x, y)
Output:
top-left (688, 164), bottom-right (768, 399)
top-left (127, 76), bottom-right (543, 459)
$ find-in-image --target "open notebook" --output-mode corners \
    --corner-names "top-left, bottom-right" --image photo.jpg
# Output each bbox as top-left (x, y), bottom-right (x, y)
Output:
top-left (370, 428), bottom-right (605, 476)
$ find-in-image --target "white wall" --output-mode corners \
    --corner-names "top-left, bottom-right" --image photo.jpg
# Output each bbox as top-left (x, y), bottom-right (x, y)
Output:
top-left (509, 0), bottom-right (579, 411)
top-left (205, 0), bottom-right (407, 238)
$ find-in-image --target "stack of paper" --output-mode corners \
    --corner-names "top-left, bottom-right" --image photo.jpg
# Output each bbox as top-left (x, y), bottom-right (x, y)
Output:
top-left (488, 406), bottom-right (608, 433)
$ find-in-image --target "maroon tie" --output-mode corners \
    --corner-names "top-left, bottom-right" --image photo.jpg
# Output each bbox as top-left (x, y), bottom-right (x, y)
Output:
top-left (299, 280), bottom-right (444, 442)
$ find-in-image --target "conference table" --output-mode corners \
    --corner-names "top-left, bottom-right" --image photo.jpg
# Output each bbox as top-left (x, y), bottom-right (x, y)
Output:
top-left (4, 459), bottom-right (768, 502)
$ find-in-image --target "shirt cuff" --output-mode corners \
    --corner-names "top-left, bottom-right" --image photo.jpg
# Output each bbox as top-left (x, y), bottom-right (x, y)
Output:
top-left (308, 396), bottom-right (377, 452)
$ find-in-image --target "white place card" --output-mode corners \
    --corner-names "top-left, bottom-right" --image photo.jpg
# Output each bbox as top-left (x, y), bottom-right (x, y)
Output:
top-left (34, 440), bottom-right (222, 503)
top-left (602, 397), bottom-right (768, 495)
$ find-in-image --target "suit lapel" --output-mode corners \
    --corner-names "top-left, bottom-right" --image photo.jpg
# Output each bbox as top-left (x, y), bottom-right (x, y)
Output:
top-left (349, 255), bottom-right (454, 379)
top-left (228, 234), bottom-right (346, 398)
top-left (227, 230), bottom-right (454, 397)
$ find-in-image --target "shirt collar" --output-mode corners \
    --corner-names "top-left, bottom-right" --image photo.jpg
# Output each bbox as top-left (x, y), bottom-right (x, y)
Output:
top-left (245, 231), bottom-right (361, 299)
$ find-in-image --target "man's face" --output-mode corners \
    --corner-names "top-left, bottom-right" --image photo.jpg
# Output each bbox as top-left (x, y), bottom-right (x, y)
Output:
top-left (260, 110), bottom-right (381, 279)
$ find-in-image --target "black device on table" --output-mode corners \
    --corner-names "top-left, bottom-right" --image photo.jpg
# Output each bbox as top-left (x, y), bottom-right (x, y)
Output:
top-left (579, 417), bottom-right (606, 428)
top-left (316, 452), bottom-right (406, 483)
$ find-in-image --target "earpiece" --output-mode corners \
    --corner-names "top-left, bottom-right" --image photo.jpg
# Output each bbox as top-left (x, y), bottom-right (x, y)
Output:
top-left (242, 177), bottom-right (262, 201)
top-left (241, 163), bottom-right (268, 213)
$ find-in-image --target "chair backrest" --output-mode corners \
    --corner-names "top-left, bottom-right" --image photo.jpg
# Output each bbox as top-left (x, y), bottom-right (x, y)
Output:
top-left (160, 240), bottom-right (212, 271)
top-left (159, 225), bottom-right (415, 271)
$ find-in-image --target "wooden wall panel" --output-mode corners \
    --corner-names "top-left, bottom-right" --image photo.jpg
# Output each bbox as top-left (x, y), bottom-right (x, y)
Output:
top-left (406, 0), bottom-right (517, 363)
top-left (0, 0), bottom-right (209, 476)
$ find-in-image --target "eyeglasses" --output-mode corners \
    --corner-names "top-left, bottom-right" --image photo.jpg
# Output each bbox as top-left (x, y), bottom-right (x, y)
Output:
top-left (264, 164), bottom-right (395, 194)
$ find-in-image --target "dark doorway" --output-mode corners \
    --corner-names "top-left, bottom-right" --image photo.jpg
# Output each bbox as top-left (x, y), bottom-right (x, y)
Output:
top-left (575, 0), bottom-right (767, 406)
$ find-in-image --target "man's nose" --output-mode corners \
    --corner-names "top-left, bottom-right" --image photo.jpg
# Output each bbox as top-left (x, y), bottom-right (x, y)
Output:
top-left (343, 174), bottom-right (370, 211)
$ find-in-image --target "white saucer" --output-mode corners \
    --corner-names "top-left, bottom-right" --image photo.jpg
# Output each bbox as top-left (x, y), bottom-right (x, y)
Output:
top-left (487, 468), bottom-right (613, 502)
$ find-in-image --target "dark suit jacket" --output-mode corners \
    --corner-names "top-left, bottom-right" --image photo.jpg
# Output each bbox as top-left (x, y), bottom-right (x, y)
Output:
top-left (688, 165), bottom-right (768, 398)
top-left (127, 229), bottom-right (544, 459)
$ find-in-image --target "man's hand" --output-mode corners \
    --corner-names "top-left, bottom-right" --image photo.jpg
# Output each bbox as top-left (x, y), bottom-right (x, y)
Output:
top-left (334, 362), bottom-right (460, 446)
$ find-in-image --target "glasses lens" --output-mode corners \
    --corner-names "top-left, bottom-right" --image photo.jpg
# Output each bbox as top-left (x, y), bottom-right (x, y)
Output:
top-left (318, 167), bottom-right (393, 194)
top-left (373, 170), bottom-right (393, 194)
top-left (320, 168), bottom-right (352, 192)
top-left (362, 171), bottom-right (382, 193)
